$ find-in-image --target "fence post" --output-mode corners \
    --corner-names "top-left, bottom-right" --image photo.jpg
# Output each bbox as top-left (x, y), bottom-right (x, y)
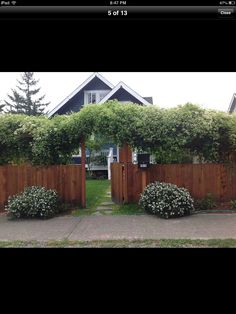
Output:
top-left (119, 143), bottom-right (132, 163)
top-left (81, 140), bottom-right (86, 208)
top-left (120, 144), bottom-right (132, 204)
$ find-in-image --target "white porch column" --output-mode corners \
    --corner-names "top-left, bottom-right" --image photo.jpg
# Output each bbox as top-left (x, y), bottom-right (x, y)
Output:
top-left (107, 147), bottom-right (114, 180)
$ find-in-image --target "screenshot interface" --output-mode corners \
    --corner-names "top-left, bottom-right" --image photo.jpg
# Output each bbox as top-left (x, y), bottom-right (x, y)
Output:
top-left (0, 0), bottom-right (236, 252)
top-left (0, 1), bottom-right (235, 19)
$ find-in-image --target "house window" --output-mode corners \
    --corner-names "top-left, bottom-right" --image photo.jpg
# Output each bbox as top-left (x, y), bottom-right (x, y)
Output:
top-left (87, 92), bottom-right (97, 104)
top-left (84, 90), bottom-right (110, 104)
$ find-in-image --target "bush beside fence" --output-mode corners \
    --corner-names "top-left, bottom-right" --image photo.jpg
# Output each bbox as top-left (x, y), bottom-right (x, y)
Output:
top-left (111, 163), bottom-right (236, 204)
top-left (0, 164), bottom-right (83, 211)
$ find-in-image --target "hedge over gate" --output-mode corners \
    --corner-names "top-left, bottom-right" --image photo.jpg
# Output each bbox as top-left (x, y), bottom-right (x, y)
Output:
top-left (1, 101), bottom-right (236, 165)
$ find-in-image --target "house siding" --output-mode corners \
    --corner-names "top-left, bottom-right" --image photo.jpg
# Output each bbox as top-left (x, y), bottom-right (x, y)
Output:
top-left (143, 97), bottom-right (153, 104)
top-left (106, 87), bottom-right (144, 104)
top-left (54, 76), bottom-right (112, 115)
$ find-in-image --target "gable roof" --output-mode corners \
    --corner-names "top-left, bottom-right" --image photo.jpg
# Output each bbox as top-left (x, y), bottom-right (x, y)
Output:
top-left (99, 81), bottom-right (151, 105)
top-left (143, 97), bottom-right (153, 104)
top-left (228, 93), bottom-right (236, 114)
top-left (48, 72), bottom-right (114, 117)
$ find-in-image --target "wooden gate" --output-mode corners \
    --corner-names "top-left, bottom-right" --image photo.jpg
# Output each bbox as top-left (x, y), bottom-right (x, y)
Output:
top-left (110, 144), bottom-right (133, 204)
top-left (111, 162), bottom-right (236, 204)
top-left (111, 163), bottom-right (124, 204)
top-left (111, 162), bottom-right (143, 204)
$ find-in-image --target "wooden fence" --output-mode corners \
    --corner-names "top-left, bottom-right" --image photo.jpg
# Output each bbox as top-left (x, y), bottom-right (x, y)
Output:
top-left (0, 164), bottom-right (84, 211)
top-left (111, 162), bottom-right (236, 204)
top-left (111, 163), bottom-right (124, 204)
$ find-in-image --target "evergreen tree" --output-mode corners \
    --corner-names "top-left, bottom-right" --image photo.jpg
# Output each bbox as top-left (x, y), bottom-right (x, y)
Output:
top-left (4, 72), bottom-right (50, 115)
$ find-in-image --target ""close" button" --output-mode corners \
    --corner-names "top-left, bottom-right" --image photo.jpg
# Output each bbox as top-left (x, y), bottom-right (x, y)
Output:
top-left (218, 8), bottom-right (234, 17)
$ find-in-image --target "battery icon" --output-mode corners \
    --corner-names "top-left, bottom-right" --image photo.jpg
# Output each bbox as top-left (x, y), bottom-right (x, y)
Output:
top-left (228, 1), bottom-right (235, 4)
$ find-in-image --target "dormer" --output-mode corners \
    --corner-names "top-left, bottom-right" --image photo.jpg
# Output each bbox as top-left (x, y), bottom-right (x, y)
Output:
top-left (84, 89), bottom-right (110, 104)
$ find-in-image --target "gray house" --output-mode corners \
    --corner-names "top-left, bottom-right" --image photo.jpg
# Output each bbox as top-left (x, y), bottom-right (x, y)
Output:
top-left (48, 73), bottom-right (153, 176)
top-left (228, 93), bottom-right (236, 113)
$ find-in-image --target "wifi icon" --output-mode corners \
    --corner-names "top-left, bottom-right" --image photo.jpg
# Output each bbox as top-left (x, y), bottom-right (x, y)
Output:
top-left (11, 1), bottom-right (16, 4)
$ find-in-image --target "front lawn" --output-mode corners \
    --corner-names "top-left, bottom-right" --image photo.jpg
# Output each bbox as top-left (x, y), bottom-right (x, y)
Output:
top-left (86, 179), bottom-right (110, 209)
top-left (111, 203), bottom-right (144, 215)
top-left (73, 179), bottom-right (144, 216)
top-left (1, 238), bottom-right (236, 248)
top-left (73, 179), bottom-right (110, 215)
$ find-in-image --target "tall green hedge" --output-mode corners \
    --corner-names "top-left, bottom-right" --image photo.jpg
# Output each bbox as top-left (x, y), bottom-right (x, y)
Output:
top-left (1, 101), bottom-right (236, 165)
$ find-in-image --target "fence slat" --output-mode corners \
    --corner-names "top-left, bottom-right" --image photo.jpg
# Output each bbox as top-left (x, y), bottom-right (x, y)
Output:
top-left (0, 164), bottom-right (83, 211)
top-left (111, 163), bottom-right (236, 204)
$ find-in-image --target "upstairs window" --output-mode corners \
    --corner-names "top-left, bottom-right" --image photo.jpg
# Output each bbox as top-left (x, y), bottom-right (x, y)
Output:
top-left (84, 90), bottom-right (110, 104)
top-left (87, 92), bottom-right (97, 104)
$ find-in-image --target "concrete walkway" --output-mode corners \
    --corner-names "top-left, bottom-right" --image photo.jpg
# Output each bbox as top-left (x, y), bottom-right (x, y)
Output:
top-left (1, 213), bottom-right (236, 241)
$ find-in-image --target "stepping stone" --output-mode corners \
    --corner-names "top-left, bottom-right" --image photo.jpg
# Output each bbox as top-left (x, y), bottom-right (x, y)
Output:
top-left (106, 192), bottom-right (111, 195)
top-left (92, 212), bottom-right (103, 216)
top-left (100, 201), bottom-right (115, 206)
top-left (96, 206), bottom-right (113, 211)
top-left (104, 210), bottom-right (113, 214)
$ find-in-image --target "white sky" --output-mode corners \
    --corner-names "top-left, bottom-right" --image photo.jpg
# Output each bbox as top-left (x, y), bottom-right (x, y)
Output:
top-left (0, 72), bottom-right (235, 112)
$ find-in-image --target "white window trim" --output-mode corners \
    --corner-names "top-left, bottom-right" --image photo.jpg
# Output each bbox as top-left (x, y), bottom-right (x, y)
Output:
top-left (48, 73), bottom-right (114, 117)
top-left (84, 90), bottom-right (110, 104)
top-left (99, 81), bottom-right (150, 105)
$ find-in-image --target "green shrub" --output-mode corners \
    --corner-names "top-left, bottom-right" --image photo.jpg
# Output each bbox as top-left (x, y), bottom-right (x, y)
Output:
top-left (194, 193), bottom-right (216, 211)
top-left (230, 199), bottom-right (236, 209)
top-left (5, 186), bottom-right (60, 219)
top-left (139, 181), bottom-right (194, 219)
top-left (1, 103), bottom-right (236, 165)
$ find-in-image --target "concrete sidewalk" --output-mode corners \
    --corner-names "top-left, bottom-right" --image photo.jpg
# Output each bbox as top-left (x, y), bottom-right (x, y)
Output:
top-left (1, 213), bottom-right (236, 241)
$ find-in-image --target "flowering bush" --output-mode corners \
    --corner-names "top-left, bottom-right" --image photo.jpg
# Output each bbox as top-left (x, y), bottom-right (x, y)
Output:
top-left (139, 181), bottom-right (194, 219)
top-left (5, 186), bottom-right (59, 219)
